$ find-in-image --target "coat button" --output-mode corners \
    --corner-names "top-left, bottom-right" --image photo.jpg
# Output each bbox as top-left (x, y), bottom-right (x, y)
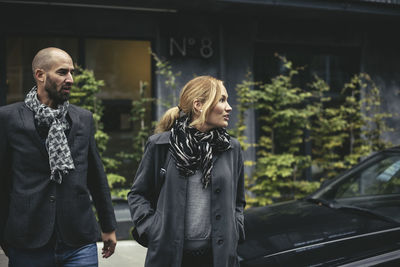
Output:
top-left (215, 188), bottom-right (221, 194)
top-left (217, 239), bottom-right (223, 245)
top-left (49, 195), bottom-right (56, 203)
top-left (216, 214), bottom-right (221, 220)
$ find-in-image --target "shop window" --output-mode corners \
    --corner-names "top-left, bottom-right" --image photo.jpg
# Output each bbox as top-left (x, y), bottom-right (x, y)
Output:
top-left (253, 43), bottom-right (361, 179)
top-left (85, 39), bottom-right (152, 132)
top-left (254, 43), bottom-right (360, 104)
top-left (85, 39), bottom-right (152, 181)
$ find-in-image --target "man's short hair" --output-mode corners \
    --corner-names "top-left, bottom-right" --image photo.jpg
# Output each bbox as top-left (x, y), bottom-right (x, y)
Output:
top-left (31, 47), bottom-right (70, 77)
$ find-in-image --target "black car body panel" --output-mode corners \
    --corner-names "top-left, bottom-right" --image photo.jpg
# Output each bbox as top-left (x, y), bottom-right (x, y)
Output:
top-left (239, 200), bottom-right (400, 266)
top-left (94, 197), bottom-right (134, 240)
top-left (112, 198), bottom-right (134, 240)
top-left (238, 147), bottom-right (400, 266)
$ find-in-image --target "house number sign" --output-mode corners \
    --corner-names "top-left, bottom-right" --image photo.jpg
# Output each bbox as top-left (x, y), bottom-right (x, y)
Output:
top-left (169, 37), bottom-right (214, 59)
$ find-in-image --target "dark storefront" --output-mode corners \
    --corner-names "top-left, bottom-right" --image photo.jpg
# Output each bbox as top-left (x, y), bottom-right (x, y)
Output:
top-left (1, 0), bottom-right (400, 181)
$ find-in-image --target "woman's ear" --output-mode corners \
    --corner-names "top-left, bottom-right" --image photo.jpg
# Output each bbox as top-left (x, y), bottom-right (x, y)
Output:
top-left (193, 99), bottom-right (203, 114)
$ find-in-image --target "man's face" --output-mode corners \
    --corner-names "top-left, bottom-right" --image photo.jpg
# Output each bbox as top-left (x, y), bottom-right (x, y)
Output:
top-left (44, 53), bottom-right (74, 106)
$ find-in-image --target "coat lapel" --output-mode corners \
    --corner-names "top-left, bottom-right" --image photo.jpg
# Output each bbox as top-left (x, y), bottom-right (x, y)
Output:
top-left (19, 104), bottom-right (48, 158)
top-left (66, 106), bottom-right (79, 147)
top-left (19, 104), bottom-right (80, 159)
top-left (212, 140), bottom-right (233, 164)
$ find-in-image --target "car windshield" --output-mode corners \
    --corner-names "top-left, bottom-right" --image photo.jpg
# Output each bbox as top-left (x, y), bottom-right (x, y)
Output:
top-left (310, 153), bottom-right (400, 222)
top-left (317, 155), bottom-right (400, 199)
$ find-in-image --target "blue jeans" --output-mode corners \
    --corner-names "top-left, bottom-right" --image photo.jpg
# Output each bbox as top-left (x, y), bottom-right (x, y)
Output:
top-left (8, 242), bottom-right (98, 267)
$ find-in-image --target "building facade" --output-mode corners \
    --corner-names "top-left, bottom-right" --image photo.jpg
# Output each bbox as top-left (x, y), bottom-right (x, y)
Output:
top-left (1, 0), bottom-right (400, 180)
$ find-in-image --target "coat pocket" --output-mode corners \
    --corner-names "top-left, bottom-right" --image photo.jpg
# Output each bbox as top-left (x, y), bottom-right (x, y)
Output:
top-left (233, 217), bottom-right (239, 242)
top-left (147, 210), bottom-right (162, 244)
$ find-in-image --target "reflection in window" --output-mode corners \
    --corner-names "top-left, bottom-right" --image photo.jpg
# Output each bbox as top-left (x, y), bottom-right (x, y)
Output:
top-left (254, 43), bottom-right (360, 104)
top-left (85, 39), bottom-right (152, 131)
top-left (335, 156), bottom-right (400, 198)
top-left (85, 39), bottom-right (151, 101)
top-left (85, 39), bottom-right (152, 181)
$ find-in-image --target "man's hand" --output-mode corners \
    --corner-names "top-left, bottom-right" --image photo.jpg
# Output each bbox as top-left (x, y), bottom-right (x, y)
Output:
top-left (101, 231), bottom-right (117, 258)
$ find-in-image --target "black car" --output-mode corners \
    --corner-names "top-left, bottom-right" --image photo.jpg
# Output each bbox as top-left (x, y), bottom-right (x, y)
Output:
top-left (112, 197), bottom-right (134, 240)
top-left (238, 147), bottom-right (400, 266)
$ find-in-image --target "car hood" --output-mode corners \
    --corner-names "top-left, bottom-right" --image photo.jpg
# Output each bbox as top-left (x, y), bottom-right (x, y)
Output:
top-left (237, 199), bottom-right (398, 261)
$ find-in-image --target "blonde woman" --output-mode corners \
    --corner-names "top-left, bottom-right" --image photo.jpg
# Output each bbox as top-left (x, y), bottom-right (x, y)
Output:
top-left (128, 76), bottom-right (245, 267)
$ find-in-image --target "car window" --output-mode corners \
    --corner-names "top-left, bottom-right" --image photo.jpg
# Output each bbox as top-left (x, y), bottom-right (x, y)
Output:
top-left (332, 156), bottom-right (400, 199)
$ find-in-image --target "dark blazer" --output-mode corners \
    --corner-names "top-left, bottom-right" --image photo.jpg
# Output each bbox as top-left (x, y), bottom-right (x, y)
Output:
top-left (128, 131), bottom-right (246, 267)
top-left (0, 102), bottom-right (116, 249)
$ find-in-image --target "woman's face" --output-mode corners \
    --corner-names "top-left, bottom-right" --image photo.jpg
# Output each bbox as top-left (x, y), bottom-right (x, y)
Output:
top-left (202, 85), bottom-right (232, 131)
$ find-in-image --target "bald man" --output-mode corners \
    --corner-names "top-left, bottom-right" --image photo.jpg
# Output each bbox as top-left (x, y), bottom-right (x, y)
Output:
top-left (0, 47), bottom-right (117, 267)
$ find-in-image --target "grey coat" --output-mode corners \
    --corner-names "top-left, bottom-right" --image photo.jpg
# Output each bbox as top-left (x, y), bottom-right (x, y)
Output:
top-left (127, 131), bottom-right (246, 267)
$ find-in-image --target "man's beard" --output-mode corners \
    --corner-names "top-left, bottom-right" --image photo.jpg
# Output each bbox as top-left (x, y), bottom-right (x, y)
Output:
top-left (45, 78), bottom-right (70, 107)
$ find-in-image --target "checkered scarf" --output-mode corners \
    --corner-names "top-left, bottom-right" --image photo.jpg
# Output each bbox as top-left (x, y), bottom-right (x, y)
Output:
top-left (169, 115), bottom-right (231, 188)
top-left (24, 86), bottom-right (75, 184)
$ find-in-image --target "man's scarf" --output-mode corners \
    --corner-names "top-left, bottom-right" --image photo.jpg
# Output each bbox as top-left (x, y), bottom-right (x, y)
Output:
top-left (24, 86), bottom-right (75, 184)
top-left (169, 115), bottom-right (231, 188)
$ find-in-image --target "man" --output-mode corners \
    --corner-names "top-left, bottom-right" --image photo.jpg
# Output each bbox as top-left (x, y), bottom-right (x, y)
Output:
top-left (0, 47), bottom-right (117, 266)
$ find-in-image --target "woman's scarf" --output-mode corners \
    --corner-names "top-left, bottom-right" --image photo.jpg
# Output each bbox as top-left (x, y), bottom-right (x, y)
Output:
top-left (24, 86), bottom-right (75, 184)
top-left (169, 115), bottom-right (231, 188)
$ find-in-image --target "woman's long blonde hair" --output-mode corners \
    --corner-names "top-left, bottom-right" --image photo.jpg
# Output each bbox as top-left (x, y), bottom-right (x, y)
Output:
top-left (154, 76), bottom-right (224, 133)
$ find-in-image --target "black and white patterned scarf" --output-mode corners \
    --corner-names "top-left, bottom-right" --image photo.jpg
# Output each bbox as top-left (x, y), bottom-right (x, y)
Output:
top-left (24, 86), bottom-right (75, 184)
top-left (169, 115), bottom-right (231, 188)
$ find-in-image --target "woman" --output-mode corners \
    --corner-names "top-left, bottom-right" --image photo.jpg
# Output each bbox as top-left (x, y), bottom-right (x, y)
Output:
top-left (127, 76), bottom-right (245, 267)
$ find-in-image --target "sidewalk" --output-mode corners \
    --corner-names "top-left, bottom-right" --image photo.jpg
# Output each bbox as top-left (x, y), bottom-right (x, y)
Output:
top-left (97, 240), bottom-right (147, 267)
top-left (0, 241), bottom-right (146, 267)
top-left (0, 248), bottom-right (7, 267)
